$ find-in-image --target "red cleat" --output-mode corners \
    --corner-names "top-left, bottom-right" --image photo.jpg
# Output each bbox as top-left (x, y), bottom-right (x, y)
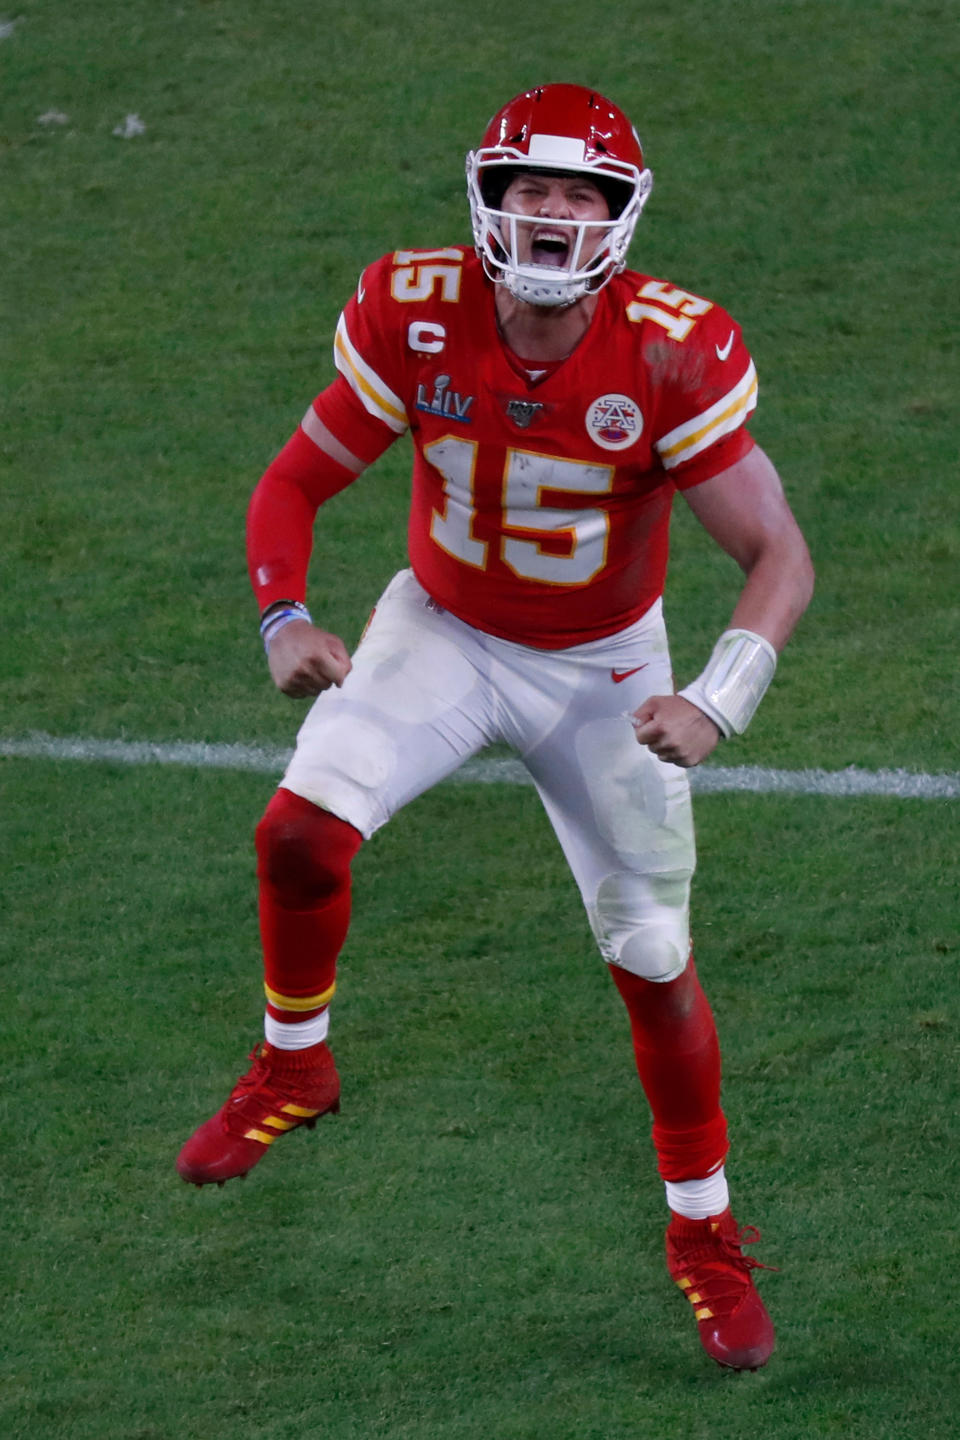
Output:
top-left (176, 1041), bottom-right (340, 1187)
top-left (665, 1208), bottom-right (776, 1370)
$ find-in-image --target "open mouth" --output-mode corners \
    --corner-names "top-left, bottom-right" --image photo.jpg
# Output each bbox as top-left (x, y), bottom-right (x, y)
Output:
top-left (529, 229), bottom-right (571, 268)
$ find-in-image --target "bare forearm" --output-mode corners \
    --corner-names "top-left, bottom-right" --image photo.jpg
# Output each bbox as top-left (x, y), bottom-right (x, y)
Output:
top-left (682, 445), bottom-right (815, 654)
top-left (727, 539), bottom-right (815, 653)
top-left (640, 449), bottom-right (815, 764)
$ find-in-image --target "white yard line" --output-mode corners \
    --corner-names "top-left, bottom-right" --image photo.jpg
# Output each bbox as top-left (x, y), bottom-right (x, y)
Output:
top-left (1, 732), bottom-right (958, 799)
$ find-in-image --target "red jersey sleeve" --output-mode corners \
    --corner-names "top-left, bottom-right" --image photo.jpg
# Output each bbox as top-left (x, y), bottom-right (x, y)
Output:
top-left (246, 258), bottom-right (410, 611)
top-left (644, 291), bottom-right (758, 490)
top-left (246, 421), bottom-right (360, 610)
top-left (312, 255), bottom-right (413, 454)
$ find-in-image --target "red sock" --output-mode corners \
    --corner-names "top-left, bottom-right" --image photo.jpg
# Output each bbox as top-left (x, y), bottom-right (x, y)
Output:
top-left (609, 958), bottom-right (728, 1182)
top-left (254, 788), bottom-right (363, 1026)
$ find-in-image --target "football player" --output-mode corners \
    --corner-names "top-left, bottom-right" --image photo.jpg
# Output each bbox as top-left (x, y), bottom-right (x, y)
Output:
top-left (177, 84), bottom-right (814, 1372)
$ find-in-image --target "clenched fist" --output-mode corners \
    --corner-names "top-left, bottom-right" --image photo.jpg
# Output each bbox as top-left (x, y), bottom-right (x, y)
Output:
top-left (631, 694), bottom-right (721, 768)
top-left (267, 620), bottom-right (352, 698)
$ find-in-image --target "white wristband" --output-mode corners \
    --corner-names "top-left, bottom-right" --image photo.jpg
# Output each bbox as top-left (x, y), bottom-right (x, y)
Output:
top-left (678, 629), bottom-right (777, 738)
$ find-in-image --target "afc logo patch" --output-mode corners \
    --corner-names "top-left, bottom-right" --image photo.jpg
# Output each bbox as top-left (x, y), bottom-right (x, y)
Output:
top-left (585, 393), bottom-right (643, 450)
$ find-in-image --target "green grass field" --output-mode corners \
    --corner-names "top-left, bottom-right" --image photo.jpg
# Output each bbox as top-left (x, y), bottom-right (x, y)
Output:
top-left (2, 2), bottom-right (958, 1436)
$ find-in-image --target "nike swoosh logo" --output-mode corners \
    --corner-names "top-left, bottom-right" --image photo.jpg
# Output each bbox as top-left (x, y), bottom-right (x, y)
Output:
top-left (715, 330), bottom-right (735, 362)
top-left (611, 665), bottom-right (649, 683)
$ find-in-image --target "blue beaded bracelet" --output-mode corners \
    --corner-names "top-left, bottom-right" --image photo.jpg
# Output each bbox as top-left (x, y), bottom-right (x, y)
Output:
top-left (260, 600), bottom-right (312, 652)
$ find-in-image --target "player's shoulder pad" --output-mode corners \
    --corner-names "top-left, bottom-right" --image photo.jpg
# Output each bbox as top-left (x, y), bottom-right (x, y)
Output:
top-left (343, 245), bottom-right (475, 366)
top-left (351, 246), bottom-right (472, 313)
top-left (616, 271), bottom-right (750, 394)
top-left (617, 270), bottom-right (739, 346)
top-left (632, 281), bottom-right (756, 471)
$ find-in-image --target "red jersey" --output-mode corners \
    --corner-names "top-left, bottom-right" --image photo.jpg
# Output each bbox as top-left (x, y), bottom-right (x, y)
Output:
top-left (308, 246), bottom-right (757, 649)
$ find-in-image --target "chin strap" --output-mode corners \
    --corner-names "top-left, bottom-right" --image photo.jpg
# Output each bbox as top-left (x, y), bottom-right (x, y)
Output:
top-left (502, 272), bottom-right (587, 308)
top-left (678, 629), bottom-right (777, 738)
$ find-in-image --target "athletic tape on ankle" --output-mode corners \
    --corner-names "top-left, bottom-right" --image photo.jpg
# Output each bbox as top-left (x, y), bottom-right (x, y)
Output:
top-left (264, 1009), bottom-right (330, 1049)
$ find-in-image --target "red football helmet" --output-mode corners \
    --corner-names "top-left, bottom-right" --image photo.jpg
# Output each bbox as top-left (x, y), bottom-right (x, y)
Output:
top-left (466, 84), bottom-right (653, 306)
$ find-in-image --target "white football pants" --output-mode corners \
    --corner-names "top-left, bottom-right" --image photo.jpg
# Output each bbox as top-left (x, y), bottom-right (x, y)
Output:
top-left (281, 569), bottom-right (696, 982)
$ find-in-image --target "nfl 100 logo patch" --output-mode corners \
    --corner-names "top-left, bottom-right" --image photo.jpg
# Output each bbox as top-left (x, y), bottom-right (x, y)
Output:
top-left (585, 393), bottom-right (643, 450)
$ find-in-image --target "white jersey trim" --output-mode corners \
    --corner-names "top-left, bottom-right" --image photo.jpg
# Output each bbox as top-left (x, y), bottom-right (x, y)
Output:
top-left (656, 359), bottom-right (758, 471)
top-left (334, 314), bottom-right (409, 435)
top-left (300, 405), bottom-right (367, 473)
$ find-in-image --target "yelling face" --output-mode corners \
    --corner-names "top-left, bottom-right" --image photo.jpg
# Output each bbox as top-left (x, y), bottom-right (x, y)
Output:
top-left (499, 171), bottom-right (612, 274)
